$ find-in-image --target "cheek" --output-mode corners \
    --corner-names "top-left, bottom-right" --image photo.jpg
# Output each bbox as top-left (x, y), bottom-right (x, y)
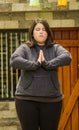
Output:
top-left (43, 33), bottom-right (48, 41)
top-left (33, 31), bottom-right (37, 38)
top-left (33, 33), bottom-right (38, 40)
top-left (45, 33), bottom-right (48, 39)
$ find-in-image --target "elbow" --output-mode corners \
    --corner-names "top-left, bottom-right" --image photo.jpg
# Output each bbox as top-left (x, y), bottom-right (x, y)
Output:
top-left (66, 54), bottom-right (72, 65)
top-left (10, 56), bottom-right (17, 68)
top-left (10, 57), bottom-right (13, 66)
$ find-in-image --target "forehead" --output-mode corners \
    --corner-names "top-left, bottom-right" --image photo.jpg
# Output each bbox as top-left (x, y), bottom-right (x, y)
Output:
top-left (34, 23), bottom-right (45, 28)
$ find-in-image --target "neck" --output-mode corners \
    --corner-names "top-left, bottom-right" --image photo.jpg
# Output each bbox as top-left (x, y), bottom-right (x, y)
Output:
top-left (37, 43), bottom-right (45, 46)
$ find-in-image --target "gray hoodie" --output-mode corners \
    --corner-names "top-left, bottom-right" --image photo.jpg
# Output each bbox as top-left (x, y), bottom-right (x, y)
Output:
top-left (10, 43), bottom-right (72, 97)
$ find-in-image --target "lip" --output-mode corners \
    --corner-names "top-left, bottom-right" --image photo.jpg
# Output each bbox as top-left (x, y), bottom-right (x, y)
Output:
top-left (39, 35), bottom-right (44, 37)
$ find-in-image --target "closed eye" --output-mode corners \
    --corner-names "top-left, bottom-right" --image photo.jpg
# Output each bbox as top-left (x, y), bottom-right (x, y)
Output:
top-left (35, 28), bottom-right (46, 31)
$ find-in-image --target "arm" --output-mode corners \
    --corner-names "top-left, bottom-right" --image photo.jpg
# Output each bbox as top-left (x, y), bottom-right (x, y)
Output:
top-left (10, 44), bottom-right (41, 70)
top-left (42, 44), bottom-right (72, 70)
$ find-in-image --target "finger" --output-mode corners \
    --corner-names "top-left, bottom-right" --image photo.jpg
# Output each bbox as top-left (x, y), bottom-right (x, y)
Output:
top-left (41, 51), bottom-right (45, 61)
top-left (38, 50), bottom-right (42, 63)
top-left (39, 50), bottom-right (43, 54)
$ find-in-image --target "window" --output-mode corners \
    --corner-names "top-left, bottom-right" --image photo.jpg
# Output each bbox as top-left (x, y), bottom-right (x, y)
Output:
top-left (0, 30), bottom-right (28, 100)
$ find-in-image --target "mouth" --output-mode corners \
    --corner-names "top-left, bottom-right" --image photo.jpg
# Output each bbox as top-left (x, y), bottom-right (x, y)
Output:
top-left (39, 35), bottom-right (44, 37)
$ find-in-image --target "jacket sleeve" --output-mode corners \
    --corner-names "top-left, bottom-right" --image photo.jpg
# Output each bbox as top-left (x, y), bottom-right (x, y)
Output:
top-left (42, 44), bottom-right (72, 70)
top-left (10, 44), bottom-right (40, 70)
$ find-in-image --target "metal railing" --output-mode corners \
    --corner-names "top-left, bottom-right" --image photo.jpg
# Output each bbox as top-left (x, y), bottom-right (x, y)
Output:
top-left (0, 30), bottom-right (28, 100)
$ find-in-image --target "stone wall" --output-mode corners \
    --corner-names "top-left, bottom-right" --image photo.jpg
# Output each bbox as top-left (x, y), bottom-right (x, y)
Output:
top-left (0, 101), bottom-right (21, 130)
top-left (0, 0), bottom-right (79, 29)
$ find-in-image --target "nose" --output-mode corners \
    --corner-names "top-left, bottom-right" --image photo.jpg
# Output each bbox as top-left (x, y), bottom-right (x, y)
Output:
top-left (39, 29), bottom-right (43, 33)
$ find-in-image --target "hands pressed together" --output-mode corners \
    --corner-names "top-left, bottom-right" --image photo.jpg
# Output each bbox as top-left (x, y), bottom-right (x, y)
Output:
top-left (38, 50), bottom-right (45, 64)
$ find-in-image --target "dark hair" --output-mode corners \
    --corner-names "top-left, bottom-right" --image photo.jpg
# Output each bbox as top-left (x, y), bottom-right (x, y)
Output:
top-left (26, 18), bottom-right (54, 47)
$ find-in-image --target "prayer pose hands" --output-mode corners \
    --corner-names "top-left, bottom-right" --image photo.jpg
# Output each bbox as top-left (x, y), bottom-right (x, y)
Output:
top-left (38, 50), bottom-right (45, 64)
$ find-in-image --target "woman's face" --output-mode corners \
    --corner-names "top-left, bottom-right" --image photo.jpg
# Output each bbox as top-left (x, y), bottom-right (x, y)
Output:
top-left (33, 23), bottom-right (48, 46)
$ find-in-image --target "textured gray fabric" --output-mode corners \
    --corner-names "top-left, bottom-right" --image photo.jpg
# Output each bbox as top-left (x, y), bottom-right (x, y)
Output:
top-left (10, 43), bottom-right (72, 97)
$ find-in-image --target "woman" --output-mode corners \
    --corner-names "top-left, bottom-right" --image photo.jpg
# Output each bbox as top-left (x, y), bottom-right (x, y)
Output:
top-left (10, 18), bottom-right (72, 130)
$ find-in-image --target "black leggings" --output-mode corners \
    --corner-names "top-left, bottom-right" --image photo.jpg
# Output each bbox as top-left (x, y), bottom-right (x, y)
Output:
top-left (15, 99), bottom-right (62, 130)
